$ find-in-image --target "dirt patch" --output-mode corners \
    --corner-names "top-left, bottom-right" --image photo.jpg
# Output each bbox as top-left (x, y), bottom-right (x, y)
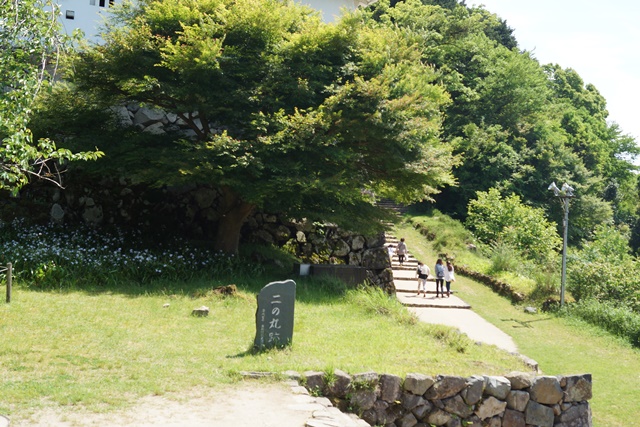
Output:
top-left (7, 382), bottom-right (317, 427)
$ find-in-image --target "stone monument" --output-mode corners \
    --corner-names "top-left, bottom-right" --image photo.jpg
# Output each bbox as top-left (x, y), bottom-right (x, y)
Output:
top-left (254, 279), bottom-right (296, 350)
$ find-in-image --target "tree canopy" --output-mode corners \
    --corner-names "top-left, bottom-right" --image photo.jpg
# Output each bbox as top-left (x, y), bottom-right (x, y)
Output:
top-left (30, 0), bottom-right (640, 255)
top-left (0, 0), bottom-right (101, 191)
top-left (60, 0), bottom-right (456, 253)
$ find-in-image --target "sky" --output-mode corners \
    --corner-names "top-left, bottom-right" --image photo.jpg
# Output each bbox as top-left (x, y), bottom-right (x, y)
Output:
top-left (466, 0), bottom-right (640, 143)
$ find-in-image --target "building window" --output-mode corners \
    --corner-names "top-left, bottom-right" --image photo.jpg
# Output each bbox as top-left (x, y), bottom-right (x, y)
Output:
top-left (90, 0), bottom-right (95, 5)
top-left (109, 0), bottom-right (114, 6)
top-left (99, 0), bottom-right (105, 6)
top-left (65, 10), bottom-right (75, 19)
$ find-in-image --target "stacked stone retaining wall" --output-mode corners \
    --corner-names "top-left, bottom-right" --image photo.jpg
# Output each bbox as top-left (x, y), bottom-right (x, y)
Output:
top-left (2, 172), bottom-right (394, 289)
top-left (303, 370), bottom-right (592, 427)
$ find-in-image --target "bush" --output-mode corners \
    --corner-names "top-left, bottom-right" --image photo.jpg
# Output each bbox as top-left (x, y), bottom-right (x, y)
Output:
top-left (564, 300), bottom-right (640, 347)
top-left (488, 240), bottom-right (521, 274)
top-left (466, 188), bottom-right (561, 262)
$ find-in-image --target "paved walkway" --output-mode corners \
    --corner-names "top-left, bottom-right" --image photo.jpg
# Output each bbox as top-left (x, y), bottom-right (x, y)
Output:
top-left (386, 236), bottom-right (519, 354)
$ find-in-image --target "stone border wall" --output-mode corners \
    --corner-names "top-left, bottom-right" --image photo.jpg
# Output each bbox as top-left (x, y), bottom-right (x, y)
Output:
top-left (302, 370), bottom-right (592, 427)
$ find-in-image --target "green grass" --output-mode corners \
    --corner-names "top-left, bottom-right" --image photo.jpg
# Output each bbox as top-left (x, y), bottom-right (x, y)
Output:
top-left (2, 216), bottom-right (639, 426)
top-left (0, 276), bottom-right (526, 424)
top-left (393, 218), bottom-right (640, 427)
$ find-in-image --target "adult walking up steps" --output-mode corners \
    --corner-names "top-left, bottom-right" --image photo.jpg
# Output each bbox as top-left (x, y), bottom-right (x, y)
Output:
top-left (385, 233), bottom-right (519, 353)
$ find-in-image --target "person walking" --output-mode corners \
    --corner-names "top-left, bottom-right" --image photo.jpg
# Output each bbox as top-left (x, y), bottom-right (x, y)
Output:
top-left (434, 258), bottom-right (445, 298)
top-left (443, 260), bottom-right (455, 298)
top-left (396, 238), bottom-right (407, 265)
top-left (415, 262), bottom-right (430, 297)
top-left (387, 244), bottom-right (395, 263)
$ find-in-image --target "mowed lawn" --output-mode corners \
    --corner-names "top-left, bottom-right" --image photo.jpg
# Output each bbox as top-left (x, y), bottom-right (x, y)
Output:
top-left (0, 278), bottom-right (527, 423)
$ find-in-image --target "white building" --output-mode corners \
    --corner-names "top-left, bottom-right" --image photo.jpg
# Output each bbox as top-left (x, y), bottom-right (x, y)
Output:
top-left (57, 0), bottom-right (376, 42)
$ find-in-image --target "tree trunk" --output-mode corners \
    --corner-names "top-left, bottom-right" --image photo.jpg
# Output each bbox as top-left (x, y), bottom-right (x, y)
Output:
top-left (214, 186), bottom-right (255, 254)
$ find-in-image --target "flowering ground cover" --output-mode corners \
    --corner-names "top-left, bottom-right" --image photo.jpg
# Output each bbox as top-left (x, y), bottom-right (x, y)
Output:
top-left (0, 219), bottom-right (247, 288)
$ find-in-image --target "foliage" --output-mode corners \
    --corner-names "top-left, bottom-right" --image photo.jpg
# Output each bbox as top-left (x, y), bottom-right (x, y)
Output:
top-left (365, 0), bottom-right (639, 243)
top-left (54, 0), bottom-right (456, 253)
top-left (0, 0), bottom-right (102, 191)
top-left (466, 188), bottom-right (561, 262)
top-left (562, 300), bottom-right (640, 348)
top-left (567, 223), bottom-right (640, 312)
top-left (0, 219), bottom-right (258, 288)
top-left (487, 240), bottom-right (521, 274)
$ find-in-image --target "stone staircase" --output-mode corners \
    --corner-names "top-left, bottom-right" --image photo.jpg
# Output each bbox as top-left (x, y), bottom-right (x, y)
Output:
top-left (385, 233), bottom-right (471, 310)
top-left (376, 198), bottom-right (408, 215)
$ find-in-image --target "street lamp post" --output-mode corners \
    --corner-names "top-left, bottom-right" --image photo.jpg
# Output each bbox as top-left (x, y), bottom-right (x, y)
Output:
top-left (548, 182), bottom-right (574, 307)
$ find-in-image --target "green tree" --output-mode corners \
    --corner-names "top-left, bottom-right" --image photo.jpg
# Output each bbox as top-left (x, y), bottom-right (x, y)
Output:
top-left (0, 0), bottom-right (101, 191)
top-left (63, 0), bottom-right (455, 253)
top-left (466, 188), bottom-right (561, 261)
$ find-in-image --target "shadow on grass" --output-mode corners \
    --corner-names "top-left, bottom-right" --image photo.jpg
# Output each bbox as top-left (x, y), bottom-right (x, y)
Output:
top-left (16, 266), bottom-right (351, 306)
top-left (501, 317), bottom-right (552, 328)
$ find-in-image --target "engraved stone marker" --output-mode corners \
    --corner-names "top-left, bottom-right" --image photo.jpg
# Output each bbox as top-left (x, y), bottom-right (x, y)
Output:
top-left (254, 279), bottom-right (296, 350)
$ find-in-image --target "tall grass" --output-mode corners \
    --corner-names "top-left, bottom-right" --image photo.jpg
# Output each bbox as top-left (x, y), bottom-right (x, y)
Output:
top-left (562, 300), bottom-right (640, 347)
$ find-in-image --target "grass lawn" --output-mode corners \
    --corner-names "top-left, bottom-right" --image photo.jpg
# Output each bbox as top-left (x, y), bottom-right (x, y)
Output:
top-left (0, 276), bottom-right (527, 424)
top-left (2, 217), bottom-right (638, 426)
top-left (394, 220), bottom-right (640, 426)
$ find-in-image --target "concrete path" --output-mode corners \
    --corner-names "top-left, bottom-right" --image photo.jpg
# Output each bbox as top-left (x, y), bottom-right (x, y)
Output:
top-left (385, 236), bottom-right (519, 353)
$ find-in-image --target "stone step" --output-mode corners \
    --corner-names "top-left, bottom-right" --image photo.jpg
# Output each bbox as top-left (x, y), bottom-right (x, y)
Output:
top-left (396, 292), bottom-right (471, 309)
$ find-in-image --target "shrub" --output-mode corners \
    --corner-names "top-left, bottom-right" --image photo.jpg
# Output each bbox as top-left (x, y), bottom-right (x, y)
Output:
top-left (488, 240), bottom-right (521, 274)
top-left (466, 188), bottom-right (561, 262)
top-left (564, 300), bottom-right (640, 347)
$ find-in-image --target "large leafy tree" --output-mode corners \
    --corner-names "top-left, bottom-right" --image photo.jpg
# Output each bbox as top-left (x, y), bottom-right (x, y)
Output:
top-left (0, 0), bottom-right (101, 191)
top-left (64, 0), bottom-right (455, 253)
top-left (367, 0), bottom-right (638, 246)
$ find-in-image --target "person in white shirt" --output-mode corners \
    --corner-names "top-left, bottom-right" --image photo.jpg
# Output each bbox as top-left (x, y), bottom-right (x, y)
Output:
top-left (387, 245), bottom-right (395, 263)
top-left (395, 238), bottom-right (407, 265)
top-left (443, 261), bottom-right (455, 298)
top-left (415, 262), bottom-right (430, 297)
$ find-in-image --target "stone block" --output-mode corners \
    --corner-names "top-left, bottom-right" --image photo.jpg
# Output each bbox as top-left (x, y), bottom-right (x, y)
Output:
top-left (461, 375), bottom-right (484, 405)
top-left (484, 375), bottom-right (511, 400)
top-left (350, 388), bottom-right (377, 412)
top-left (304, 371), bottom-right (325, 394)
top-left (426, 408), bottom-right (451, 426)
top-left (502, 409), bottom-right (525, 427)
top-left (424, 376), bottom-right (467, 400)
top-left (475, 396), bottom-right (507, 420)
top-left (442, 394), bottom-right (474, 418)
top-left (404, 373), bottom-right (435, 396)
top-left (525, 401), bottom-right (554, 427)
top-left (506, 390), bottom-right (529, 412)
top-left (555, 402), bottom-right (592, 427)
top-left (505, 371), bottom-right (533, 390)
top-left (563, 374), bottom-right (592, 402)
top-left (328, 369), bottom-right (351, 398)
top-left (380, 374), bottom-right (402, 402)
top-left (529, 376), bottom-right (563, 405)
top-left (402, 393), bottom-right (426, 410)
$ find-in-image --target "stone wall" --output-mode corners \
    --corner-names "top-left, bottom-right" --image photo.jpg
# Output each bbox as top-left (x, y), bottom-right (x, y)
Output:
top-left (3, 167), bottom-right (394, 290)
top-left (302, 370), bottom-right (592, 427)
top-left (242, 215), bottom-right (394, 291)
